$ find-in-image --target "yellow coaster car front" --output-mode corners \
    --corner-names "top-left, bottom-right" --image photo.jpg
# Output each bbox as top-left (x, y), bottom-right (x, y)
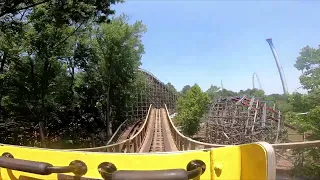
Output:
top-left (0, 142), bottom-right (276, 180)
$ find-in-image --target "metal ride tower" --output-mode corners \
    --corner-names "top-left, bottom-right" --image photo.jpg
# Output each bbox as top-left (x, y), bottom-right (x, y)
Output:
top-left (252, 72), bottom-right (263, 90)
top-left (266, 38), bottom-right (289, 95)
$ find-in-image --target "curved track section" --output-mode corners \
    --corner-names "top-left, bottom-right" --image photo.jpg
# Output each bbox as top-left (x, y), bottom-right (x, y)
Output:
top-left (0, 69), bottom-right (319, 179)
top-left (69, 103), bottom-right (320, 154)
top-left (0, 103), bottom-right (319, 180)
top-left (117, 120), bottom-right (142, 143)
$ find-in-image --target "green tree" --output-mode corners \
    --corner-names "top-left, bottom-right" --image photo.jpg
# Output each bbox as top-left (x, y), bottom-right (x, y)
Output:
top-left (87, 14), bottom-right (146, 139)
top-left (176, 84), bottom-right (210, 136)
top-left (0, 0), bottom-right (121, 22)
top-left (285, 45), bottom-right (320, 178)
top-left (2, 6), bottom-right (79, 146)
top-left (180, 85), bottom-right (191, 95)
top-left (0, 0), bottom-right (148, 148)
top-left (295, 45), bottom-right (320, 91)
top-left (0, 26), bottom-right (22, 123)
top-left (206, 85), bottom-right (220, 101)
top-left (166, 82), bottom-right (179, 96)
top-left (220, 89), bottom-right (237, 97)
top-left (264, 93), bottom-right (290, 112)
top-left (237, 88), bottom-right (265, 97)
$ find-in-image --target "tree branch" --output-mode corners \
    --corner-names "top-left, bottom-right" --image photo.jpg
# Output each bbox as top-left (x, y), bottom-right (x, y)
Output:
top-left (0, 1), bottom-right (47, 18)
top-left (53, 22), bottom-right (84, 50)
top-left (19, 9), bottom-right (28, 21)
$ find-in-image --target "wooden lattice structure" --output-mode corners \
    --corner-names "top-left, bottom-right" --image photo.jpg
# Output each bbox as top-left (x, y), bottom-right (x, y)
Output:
top-left (202, 96), bottom-right (288, 145)
top-left (126, 69), bottom-right (178, 121)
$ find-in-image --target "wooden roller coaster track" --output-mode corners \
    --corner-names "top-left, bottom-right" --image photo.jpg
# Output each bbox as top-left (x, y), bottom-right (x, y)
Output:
top-left (0, 104), bottom-right (319, 180)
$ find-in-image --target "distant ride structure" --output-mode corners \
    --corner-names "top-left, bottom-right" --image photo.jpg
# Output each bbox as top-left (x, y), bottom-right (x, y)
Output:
top-left (266, 38), bottom-right (289, 95)
top-left (252, 72), bottom-right (263, 90)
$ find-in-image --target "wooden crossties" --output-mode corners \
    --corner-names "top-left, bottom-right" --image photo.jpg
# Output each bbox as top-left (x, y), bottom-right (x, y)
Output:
top-left (202, 96), bottom-right (288, 145)
top-left (126, 69), bottom-right (178, 123)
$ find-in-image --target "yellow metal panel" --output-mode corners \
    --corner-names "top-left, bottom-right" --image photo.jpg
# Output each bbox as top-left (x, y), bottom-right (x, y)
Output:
top-left (240, 144), bottom-right (267, 180)
top-left (0, 142), bottom-right (271, 180)
top-left (210, 145), bottom-right (241, 179)
top-left (0, 145), bottom-right (211, 180)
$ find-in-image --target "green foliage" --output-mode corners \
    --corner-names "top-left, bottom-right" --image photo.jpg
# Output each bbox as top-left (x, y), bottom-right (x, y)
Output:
top-left (166, 82), bottom-right (179, 96)
top-left (264, 93), bottom-right (290, 112)
top-left (220, 89), bottom-right (238, 97)
top-left (0, 0), bottom-right (122, 23)
top-left (285, 45), bottom-right (320, 178)
top-left (238, 88), bottom-right (265, 97)
top-left (286, 91), bottom-right (320, 178)
top-left (0, 1), bottom-right (147, 148)
top-left (180, 85), bottom-right (191, 96)
top-left (204, 85), bottom-right (290, 112)
top-left (206, 85), bottom-right (220, 102)
top-left (176, 84), bottom-right (210, 136)
top-left (295, 45), bottom-right (320, 91)
top-left (90, 15), bottom-right (147, 137)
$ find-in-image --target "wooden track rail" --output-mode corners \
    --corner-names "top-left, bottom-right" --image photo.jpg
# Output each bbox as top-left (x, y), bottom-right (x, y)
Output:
top-left (19, 103), bottom-right (319, 179)
top-left (163, 104), bottom-right (320, 150)
top-left (69, 103), bottom-right (320, 154)
top-left (68, 104), bottom-right (153, 153)
top-left (106, 118), bottom-right (130, 145)
top-left (139, 108), bottom-right (178, 152)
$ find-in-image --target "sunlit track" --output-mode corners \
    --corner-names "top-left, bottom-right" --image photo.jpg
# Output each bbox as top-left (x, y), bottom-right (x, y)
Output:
top-left (161, 108), bottom-right (178, 152)
top-left (117, 120), bottom-right (142, 143)
top-left (138, 108), bottom-right (178, 152)
top-left (103, 104), bottom-right (320, 178)
top-left (115, 120), bottom-right (143, 152)
top-left (0, 104), bottom-right (319, 180)
top-left (149, 109), bottom-right (164, 152)
top-left (0, 65), bottom-right (318, 180)
top-left (68, 104), bottom-right (320, 153)
top-left (105, 70), bottom-right (319, 154)
top-left (130, 121), bottom-right (143, 138)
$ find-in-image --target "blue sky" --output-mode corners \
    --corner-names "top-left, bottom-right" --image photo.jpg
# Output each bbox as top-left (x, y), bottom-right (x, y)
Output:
top-left (114, 1), bottom-right (320, 95)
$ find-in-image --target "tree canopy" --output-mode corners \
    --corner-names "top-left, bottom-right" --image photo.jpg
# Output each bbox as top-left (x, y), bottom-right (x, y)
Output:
top-left (166, 82), bottom-right (179, 96)
top-left (206, 85), bottom-right (220, 101)
top-left (0, 1), bottom-right (147, 148)
top-left (180, 85), bottom-right (191, 96)
top-left (0, 0), bottom-right (121, 22)
top-left (176, 84), bottom-right (210, 136)
top-left (284, 45), bottom-right (320, 178)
